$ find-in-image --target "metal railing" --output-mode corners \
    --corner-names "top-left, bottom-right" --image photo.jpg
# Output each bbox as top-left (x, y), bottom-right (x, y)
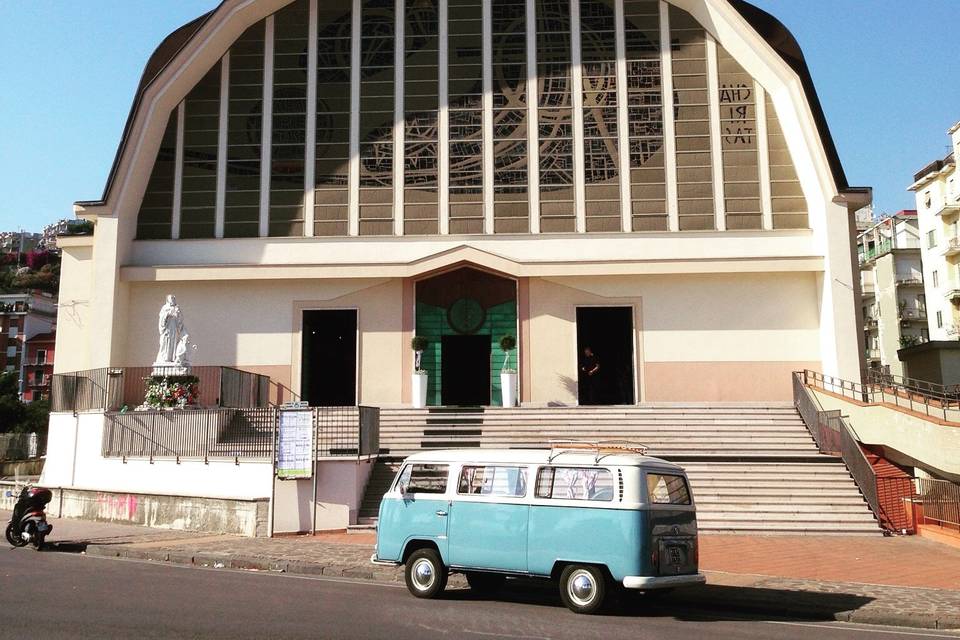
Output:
top-left (915, 477), bottom-right (960, 531)
top-left (793, 371), bottom-right (911, 532)
top-left (102, 406), bottom-right (380, 462)
top-left (859, 239), bottom-right (893, 264)
top-left (804, 369), bottom-right (960, 423)
top-left (0, 432), bottom-right (46, 461)
top-left (51, 366), bottom-right (272, 413)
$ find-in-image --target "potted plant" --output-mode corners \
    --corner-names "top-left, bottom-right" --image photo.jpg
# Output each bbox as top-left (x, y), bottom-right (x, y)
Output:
top-left (499, 335), bottom-right (518, 407)
top-left (411, 336), bottom-right (429, 408)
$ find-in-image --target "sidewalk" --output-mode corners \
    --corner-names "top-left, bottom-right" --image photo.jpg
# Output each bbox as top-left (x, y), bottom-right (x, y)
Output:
top-left (7, 512), bottom-right (960, 630)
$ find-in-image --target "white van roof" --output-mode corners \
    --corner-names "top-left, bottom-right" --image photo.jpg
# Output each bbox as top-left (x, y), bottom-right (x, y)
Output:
top-left (401, 448), bottom-right (685, 470)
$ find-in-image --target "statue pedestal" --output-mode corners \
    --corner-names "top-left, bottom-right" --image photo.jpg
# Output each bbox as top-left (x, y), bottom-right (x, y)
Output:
top-left (152, 362), bottom-right (191, 377)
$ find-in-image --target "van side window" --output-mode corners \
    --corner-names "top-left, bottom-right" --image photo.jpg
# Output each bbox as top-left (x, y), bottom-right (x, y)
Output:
top-left (646, 473), bottom-right (691, 505)
top-left (535, 467), bottom-right (614, 501)
top-left (396, 464), bottom-right (448, 494)
top-left (458, 466), bottom-right (527, 497)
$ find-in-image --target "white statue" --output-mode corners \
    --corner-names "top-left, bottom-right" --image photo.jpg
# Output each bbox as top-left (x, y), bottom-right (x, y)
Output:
top-left (174, 333), bottom-right (193, 367)
top-left (154, 295), bottom-right (186, 369)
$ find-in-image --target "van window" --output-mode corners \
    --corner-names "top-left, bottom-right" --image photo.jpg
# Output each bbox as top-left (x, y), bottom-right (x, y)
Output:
top-left (396, 464), bottom-right (448, 494)
top-left (458, 466), bottom-right (527, 497)
top-left (535, 467), bottom-right (614, 501)
top-left (646, 473), bottom-right (691, 505)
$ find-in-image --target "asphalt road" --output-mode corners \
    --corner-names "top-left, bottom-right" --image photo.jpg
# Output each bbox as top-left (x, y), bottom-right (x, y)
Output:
top-left (1, 548), bottom-right (957, 640)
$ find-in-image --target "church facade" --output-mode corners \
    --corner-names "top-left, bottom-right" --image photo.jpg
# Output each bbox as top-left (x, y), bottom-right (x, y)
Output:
top-left (57, 0), bottom-right (868, 406)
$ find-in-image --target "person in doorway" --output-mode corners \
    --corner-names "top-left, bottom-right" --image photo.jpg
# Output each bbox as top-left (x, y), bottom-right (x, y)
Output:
top-left (579, 346), bottom-right (600, 405)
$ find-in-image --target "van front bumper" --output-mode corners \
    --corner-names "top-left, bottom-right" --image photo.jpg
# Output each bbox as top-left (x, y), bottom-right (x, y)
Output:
top-left (622, 573), bottom-right (706, 590)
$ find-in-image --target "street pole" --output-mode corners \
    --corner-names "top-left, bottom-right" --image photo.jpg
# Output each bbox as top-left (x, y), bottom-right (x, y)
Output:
top-left (267, 409), bottom-right (277, 538)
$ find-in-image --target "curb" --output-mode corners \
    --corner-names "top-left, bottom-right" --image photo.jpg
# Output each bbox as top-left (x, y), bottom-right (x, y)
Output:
top-left (82, 544), bottom-right (957, 631)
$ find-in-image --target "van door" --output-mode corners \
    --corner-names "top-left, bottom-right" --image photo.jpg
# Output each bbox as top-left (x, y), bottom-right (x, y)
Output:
top-left (378, 463), bottom-right (451, 562)
top-left (645, 471), bottom-right (698, 576)
top-left (447, 465), bottom-right (529, 573)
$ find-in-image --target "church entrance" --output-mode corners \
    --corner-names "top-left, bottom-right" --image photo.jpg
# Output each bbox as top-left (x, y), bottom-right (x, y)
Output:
top-left (301, 310), bottom-right (357, 406)
top-left (576, 307), bottom-right (635, 405)
top-left (415, 267), bottom-right (518, 406)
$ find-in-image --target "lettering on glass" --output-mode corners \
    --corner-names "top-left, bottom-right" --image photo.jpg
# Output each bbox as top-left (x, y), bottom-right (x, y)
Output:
top-left (718, 83), bottom-right (754, 146)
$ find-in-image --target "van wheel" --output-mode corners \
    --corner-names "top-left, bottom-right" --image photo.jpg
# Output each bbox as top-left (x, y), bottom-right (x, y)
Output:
top-left (465, 572), bottom-right (506, 594)
top-left (559, 565), bottom-right (606, 614)
top-left (405, 548), bottom-right (447, 599)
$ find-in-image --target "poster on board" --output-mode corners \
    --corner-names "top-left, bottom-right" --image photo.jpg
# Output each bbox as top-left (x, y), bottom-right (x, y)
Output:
top-left (277, 409), bottom-right (313, 479)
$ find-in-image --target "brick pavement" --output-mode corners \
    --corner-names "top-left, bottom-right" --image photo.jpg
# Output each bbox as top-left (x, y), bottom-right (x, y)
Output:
top-left (6, 512), bottom-right (960, 630)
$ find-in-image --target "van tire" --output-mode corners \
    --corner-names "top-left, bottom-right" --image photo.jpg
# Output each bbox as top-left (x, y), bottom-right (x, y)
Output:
top-left (559, 565), bottom-right (607, 614)
top-left (465, 572), bottom-right (506, 595)
top-left (404, 548), bottom-right (448, 599)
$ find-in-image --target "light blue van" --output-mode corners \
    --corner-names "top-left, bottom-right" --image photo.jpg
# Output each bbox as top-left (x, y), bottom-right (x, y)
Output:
top-left (371, 444), bottom-right (705, 614)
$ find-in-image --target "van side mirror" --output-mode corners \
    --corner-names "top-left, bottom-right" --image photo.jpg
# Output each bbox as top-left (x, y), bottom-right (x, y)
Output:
top-left (4, 491), bottom-right (11, 498)
top-left (398, 482), bottom-right (407, 496)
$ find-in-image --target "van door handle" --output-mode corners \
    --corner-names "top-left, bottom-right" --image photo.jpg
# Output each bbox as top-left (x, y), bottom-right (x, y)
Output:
top-left (435, 510), bottom-right (448, 517)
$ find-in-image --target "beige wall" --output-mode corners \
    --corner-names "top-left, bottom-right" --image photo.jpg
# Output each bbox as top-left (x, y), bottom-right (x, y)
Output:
top-left (528, 273), bottom-right (823, 403)
top-left (122, 278), bottom-right (404, 405)
top-left (54, 243), bottom-right (94, 373)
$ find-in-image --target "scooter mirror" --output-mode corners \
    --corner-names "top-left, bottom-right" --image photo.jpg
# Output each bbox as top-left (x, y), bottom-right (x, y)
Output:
top-left (4, 491), bottom-right (11, 498)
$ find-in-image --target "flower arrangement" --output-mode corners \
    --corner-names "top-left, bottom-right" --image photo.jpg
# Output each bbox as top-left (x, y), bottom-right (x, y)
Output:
top-left (411, 336), bottom-right (429, 374)
top-left (499, 335), bottom-right (517, 373)
top-left (143, 375), bottom-right (200, 409)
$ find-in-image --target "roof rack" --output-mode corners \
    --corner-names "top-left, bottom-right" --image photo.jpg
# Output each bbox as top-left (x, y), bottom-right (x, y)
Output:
top-left (547, 439), bottom-right (649, 463)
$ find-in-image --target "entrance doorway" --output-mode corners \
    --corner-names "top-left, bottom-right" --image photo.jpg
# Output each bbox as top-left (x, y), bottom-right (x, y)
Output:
top-left (301, 310), bottom-right (357, 406)
top-left (441, 335), bottom-right (491, 406)
top-left (576, 307), bottom-right (635, 405)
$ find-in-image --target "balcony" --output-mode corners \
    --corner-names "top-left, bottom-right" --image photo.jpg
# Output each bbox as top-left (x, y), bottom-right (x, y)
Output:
top-left (865, 317), bottom-right (879, 329)
top-left (29, 377), bottom-right (48, 388)
top-left (938, 201), bottom-right (960, 223)
top-left (899, 307), bottom-right (927, 322)
top-left (866, 349), bottom-right (881, 360)
top-left (895, 274), bottom-right (923, 287)
top-left (942, 236), bottom-right (960, 258)
top-left (945, 288), bottom-right (960, 304)
top-left (859, 240), bottom-right (893, 265)
top-left (861, 280), bottom-right (875, 295)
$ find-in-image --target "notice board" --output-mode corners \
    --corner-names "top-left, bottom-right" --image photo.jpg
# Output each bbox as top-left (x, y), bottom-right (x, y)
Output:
top-left (277, 409), bottom-right (313, 479)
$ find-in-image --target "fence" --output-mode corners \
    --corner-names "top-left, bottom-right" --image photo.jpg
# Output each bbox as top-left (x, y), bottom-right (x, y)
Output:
top-left (0, 432), bottom-right (46, 461)
top-left (102, 406), bottom-right (380, 462)
top-left (804, 369), bottom-right (960, 423)
top-left (915, 477), bottom-right (960, 532)
top-left (52, 366), bottom-right (272, 413)
top-left (793, 371), bottom-right (912, 532)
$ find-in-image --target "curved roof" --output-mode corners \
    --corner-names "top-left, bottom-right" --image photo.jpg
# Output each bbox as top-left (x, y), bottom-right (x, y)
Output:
top-left (78, 0), bottom-right (853, 207)
top-left (402, 448), bottom-right (682, 469)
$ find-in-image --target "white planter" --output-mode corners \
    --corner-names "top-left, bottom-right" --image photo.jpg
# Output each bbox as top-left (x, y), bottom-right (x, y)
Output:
top-left (412, 373), bottom-right (429, 408)
top-left (500, 372), bottom-right (518, 407)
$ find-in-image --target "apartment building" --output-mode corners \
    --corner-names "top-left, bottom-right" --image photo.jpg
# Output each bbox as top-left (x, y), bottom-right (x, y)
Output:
top-left (912, 122), bottom-right (960, 340)
top-left (858, 211), bottom-right (926, 376)
top-left (0, 292), bottom-right (57, 399)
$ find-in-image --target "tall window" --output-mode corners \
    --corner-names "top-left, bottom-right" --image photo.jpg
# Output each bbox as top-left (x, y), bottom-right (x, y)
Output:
top-left (358, 0), bottom-right (396, 235)
top-left (136, 112), bottom-right (178, 239)
top-left (224, 22), bottom-right (266, 238)
top-left (404, 0), bottom-right (441, 234)
top-left (765, 93), bottom-right (805, 228)
top-left (536, 0), bottom-right (576, 232)
top-left (670, 6), bottom-right (713, 231)
top-left (937, 310), bottom-right (943, 329)
top-left (928, 229), bottom-right (937, 248)
top-left (580, 0), bottom-right (620, 232)
top-left (270, 0), bottom-right (310, 236)
top-left (180, 63), bottom-right (222, 238)
top-left (314, 0), bottom-right (353, 236)
top-left (448, 0), bottom-right (485, 234)
top-left (717, 46), bottom-right (760, 230)
top-left (491, 0), bottom-right (530, 233)
top-left (623, 0), bottom-right (666, 231)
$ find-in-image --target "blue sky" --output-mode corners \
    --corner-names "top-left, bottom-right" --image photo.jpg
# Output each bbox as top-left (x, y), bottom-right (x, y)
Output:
top-left (0, 0), bottom-right (957, 232)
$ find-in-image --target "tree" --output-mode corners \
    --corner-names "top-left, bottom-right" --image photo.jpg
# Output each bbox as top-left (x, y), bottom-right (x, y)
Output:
top-left (0, 371), bottom-right (25, 432)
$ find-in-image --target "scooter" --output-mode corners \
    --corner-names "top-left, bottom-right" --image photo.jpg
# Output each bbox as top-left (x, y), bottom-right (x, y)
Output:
top-left (5, 485), bottom-right (53, 550)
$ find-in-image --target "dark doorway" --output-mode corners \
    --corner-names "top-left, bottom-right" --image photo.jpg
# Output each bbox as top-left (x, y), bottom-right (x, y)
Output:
top-left (576, 307), bottom-right (635, 405)
top-left (441, 335), bottom-right (491, 406)
top-left (301, 310), bottom-right (357, 406)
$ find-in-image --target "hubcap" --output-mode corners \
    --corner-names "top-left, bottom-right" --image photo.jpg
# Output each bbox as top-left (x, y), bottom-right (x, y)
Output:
top-left (412, 559), bottom-right (435, 591)
top-left (568, 570), bottom-right (596, 606)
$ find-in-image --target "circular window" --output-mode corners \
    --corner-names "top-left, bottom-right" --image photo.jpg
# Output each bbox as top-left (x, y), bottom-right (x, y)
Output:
top-left (447, 298), bottom-right (486, 335)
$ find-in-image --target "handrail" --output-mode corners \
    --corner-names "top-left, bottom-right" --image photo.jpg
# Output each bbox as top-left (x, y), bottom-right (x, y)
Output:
top-left (805, 369), bottom-right (960, 424)
top-left (793, 371), bottom-right (895, 531)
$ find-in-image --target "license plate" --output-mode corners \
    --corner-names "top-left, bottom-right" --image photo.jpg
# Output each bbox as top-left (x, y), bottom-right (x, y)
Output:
top-left (668, 546), bottom-right (683, 566)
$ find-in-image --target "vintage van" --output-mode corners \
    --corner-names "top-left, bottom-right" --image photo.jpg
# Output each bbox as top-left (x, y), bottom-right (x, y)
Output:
top-left (371, 444), bottom-right (705, 614)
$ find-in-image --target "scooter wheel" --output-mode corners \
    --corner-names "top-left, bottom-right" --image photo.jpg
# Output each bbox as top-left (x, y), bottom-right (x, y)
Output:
top-left (5, 522), bottom-right (28, 548)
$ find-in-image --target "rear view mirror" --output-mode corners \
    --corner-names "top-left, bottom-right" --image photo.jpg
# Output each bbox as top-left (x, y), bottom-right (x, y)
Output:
top-left (4, 491), bottom-right (11, 498)
top-left (398, 483), bottom-right (407, 496)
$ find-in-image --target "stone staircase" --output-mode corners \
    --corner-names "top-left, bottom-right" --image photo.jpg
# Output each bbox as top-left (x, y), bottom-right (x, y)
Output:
top-left (355, 404), bottom-right (880, 535)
